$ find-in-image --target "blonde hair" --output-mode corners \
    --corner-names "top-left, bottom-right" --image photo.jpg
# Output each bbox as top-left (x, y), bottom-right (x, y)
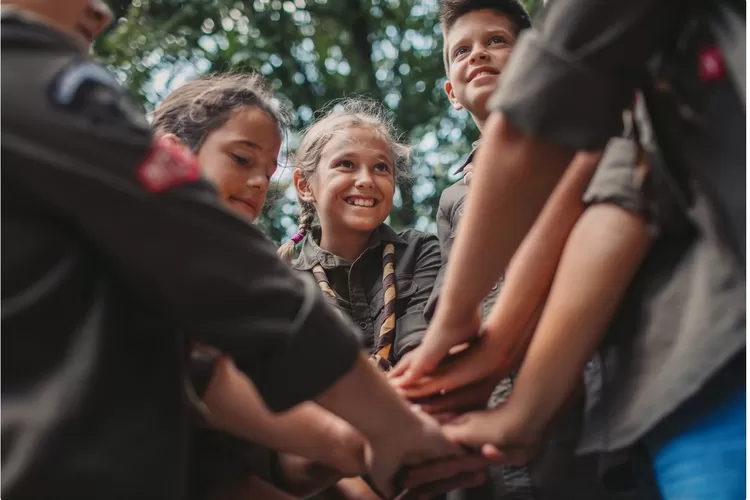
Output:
top-left (277, 98), bottom-right (412, 260)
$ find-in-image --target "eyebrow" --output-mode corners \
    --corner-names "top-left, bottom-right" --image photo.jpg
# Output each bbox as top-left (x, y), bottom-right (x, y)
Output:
top-left (230, 139), bottom-right (262, 150)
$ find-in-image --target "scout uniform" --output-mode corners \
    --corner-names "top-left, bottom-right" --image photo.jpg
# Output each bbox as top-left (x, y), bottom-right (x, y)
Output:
top-left (488, 0), bottom-right (745, 492)
top-left (292, 225), bottom-right (441, 366)
top-left (2, 12), bottom-right (360, 499)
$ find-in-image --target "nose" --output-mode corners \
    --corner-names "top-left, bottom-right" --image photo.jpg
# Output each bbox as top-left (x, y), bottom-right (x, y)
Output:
top-left (354, 165), bottom-right (375, 189)
top-left (468, 44), bottom-right (490, 65)
top-left (246, 170), bottom-right (270, 192)
top-left (88, 0), bottom-right (113, 38)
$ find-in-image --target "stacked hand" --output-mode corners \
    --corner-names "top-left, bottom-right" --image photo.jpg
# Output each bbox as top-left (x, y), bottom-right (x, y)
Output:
top-left (379, 309), bottom-right (544, 498)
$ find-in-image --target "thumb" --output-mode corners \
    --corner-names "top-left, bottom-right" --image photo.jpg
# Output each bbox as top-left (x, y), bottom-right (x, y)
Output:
top-left (397, 336), bottom-right (450, 386)
top-left (441, 412), bottom-right (500, 450)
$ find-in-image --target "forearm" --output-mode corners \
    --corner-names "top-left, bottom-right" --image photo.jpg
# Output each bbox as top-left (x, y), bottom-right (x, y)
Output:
top-left (435, 113), bottom-right (574, 326)
top-left (315, 354), bottom-right (424, 444)
top-left (507, 204), bottom-right (652, 430)
top-left (202, 357), bottom-right (358, 460)
top-left (483, 149), bottom-right (602, 362)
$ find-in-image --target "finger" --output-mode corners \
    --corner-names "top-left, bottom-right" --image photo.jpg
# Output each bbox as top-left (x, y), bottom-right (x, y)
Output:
top-left (404, 471), bottom-right (487, 499)
top-left (430, 412), bottom-right (458, 424)
top-left (398, 344), bottom-right (499, 400)
top-left (413, 378), bottom-right (496, 415)
top-left (441, 411), bottom-right (501, 449)
top-left (393, 343), bottom-right (446, 387)
top-left (402, 455), bottom-right (491, 489)
top-left (389, 351), bottom-right (415, 378)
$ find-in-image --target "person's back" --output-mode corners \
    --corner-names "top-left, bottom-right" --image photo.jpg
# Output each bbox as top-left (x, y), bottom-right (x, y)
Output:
top-left (1, 12), bottom-right (189, 498)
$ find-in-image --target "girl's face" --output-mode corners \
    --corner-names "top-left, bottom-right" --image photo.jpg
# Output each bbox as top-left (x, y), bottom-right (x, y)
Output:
top-left (198, 106), bottom-right (282, 222)
top-left (299, 125), bottom-right (396, 235)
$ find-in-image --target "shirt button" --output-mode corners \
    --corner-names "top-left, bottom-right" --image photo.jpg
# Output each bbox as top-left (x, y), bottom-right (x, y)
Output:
top-left (359, 321), bottom-right (368, 330)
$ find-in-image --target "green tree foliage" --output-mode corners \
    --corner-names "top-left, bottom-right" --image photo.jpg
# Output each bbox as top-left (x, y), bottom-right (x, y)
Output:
top-left (96, 0), bottom-right (540, 243)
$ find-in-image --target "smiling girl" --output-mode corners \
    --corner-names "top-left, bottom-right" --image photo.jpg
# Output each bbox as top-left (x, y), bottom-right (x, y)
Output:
top-left (279, 98), bottom-right (442, 373)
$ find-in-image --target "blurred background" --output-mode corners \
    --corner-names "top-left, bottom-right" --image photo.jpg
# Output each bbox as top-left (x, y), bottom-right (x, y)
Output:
top-left (95, 0), bottom-right (541, 243)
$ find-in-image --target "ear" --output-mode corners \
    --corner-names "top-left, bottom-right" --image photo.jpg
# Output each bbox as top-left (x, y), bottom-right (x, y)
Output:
top-left (445, 80), bottom-right (463, 111)
top-left (160, 133), bottom-right (186, 148)
top-left (293, 169), bottom-right (316, 204)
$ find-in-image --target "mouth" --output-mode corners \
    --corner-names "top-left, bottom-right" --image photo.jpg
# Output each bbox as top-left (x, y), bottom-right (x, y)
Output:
top-left (228, 197), bottom-right (259, 216)
top-left (468, 66), bottom-right (500, 82)
top-left (75, 24), bottom-right (95, 44)
top-left (344, 196), bottom-right (379, 208)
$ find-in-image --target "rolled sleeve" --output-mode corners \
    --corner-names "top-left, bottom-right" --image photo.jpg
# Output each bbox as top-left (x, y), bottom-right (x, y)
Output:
top-left (488, 0), bottom-right (683, 151)
top-left (583, 137), bottom-right (646, 216)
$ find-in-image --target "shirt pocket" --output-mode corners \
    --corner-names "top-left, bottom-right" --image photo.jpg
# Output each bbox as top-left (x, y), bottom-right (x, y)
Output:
top-left (368, 274), bottom-right (419, 326)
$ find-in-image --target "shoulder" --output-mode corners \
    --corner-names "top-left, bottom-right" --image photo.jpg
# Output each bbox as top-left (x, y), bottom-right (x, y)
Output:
top-left (395, 229), bottom-right (440, 258)
top-left (440, 182), bottom-right (467, 209)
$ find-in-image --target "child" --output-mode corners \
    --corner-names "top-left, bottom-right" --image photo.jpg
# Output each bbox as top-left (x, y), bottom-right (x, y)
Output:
top-left (153, 74), bottom-right (377, 500)
top-left (418, 1), bottom-right (609, 498)
top-left (277, 98), bottom-right (447, 498)
top-left (279, 98), bottom-right (441, 372)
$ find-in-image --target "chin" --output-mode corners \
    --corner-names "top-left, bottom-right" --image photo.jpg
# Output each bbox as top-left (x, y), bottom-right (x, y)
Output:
top-left (343, 217), bottom-right (383, 234)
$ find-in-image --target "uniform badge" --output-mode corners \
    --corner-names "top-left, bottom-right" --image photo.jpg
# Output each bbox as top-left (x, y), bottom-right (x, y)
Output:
top-left (137, 136), bottom-right (201, 193)
top-left (50, 59), bottom-right (149, 129)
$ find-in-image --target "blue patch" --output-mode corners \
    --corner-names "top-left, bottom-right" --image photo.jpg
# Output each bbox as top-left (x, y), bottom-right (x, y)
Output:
top-left (50, 59), bottom-right (148, 129)
top-left (51, 59), bottom-right (120, 105)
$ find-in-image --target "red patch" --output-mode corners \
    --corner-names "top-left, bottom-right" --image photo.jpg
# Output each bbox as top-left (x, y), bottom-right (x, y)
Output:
top-left (137, 136), bottom-right (201, 193)
top-left (698, 46), bottom-right (725, 84)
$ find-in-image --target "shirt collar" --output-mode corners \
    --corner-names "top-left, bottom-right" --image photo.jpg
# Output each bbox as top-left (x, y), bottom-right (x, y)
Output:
top-left (292, 224), bottom-right (407, 271)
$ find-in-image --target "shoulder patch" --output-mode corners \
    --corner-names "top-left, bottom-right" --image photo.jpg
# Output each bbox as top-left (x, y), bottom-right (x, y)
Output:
top-left (49, 58), bottom-right (149, 129)
top-left (137, 136), bottom-right (201, 193)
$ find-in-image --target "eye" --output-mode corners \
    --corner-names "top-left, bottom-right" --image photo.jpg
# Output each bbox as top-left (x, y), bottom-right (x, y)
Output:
top-left (230, 153), bottom-right (249, 166)
top-left (453, 46), bottom-right (469, 60)
top-left (336, 159), bottom-right (355, 169)
top-left (488, 35), bottom-right (508, 46)
top-left (373, 163), bottom-right (391, 173)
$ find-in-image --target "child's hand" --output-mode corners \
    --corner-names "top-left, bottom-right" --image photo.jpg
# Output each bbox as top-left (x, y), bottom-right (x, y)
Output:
top-left (391, 326), bottom-right (526, 415)
top-left (397, 449), bottom-right (500, 498)
top-left (389, 308), bottom-right (482, 387)
top-left (441, 403), bottom-right (542, 467)
top-left (366, 410), bottom-right (462, 498)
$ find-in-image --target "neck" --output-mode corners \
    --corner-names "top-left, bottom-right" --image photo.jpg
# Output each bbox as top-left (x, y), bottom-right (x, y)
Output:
top-left (473, 114), bottom-right (488, 134)
top-left (319, 227), bottom-right (374, 263)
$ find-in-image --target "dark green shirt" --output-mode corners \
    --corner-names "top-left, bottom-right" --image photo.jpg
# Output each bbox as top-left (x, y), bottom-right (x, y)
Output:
top-left (292, 224), bottom-right (441, 363)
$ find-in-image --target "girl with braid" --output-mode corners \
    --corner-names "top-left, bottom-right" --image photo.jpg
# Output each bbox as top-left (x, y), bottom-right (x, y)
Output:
top-left (278, 98), bottom-right (441, 372)
top-left (278, 99), bottom-right (453, 499)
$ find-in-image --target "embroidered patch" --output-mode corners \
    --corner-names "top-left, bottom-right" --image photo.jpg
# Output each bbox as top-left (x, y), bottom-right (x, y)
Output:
top-left (698, 46), bottom-right (725, 83)
top-left (137, 136), bottom-right (201, 193)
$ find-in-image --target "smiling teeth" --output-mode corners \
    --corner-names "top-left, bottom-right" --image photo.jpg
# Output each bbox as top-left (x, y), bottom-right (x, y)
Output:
top-left (347, 198), bottom-right (375, 207)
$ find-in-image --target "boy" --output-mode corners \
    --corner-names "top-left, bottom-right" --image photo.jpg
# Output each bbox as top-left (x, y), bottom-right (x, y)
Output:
top-left (421, 1), bottom-right (610, 498)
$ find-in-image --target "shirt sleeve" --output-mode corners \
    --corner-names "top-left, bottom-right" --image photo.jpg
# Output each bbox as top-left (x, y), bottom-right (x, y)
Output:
top-left (3, 61), bottom-right (361, 412)
top-left (395, 233), bottom-right (442, 359)
top-left (487, 0), bottom-right (684, 151)
top-left (424, 194), bottom-right (453, 322)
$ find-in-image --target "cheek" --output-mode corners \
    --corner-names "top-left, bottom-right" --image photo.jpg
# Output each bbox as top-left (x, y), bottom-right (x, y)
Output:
top-left (197, 152), bottom-right (237, 200)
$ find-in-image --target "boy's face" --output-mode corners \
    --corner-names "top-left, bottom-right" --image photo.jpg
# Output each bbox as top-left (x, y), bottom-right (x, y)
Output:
top-left (444, 10), bottom-right (518, 123)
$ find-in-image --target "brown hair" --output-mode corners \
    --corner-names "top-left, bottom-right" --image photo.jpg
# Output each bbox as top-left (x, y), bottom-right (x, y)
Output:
top-left (152, 72), bottom-right (291, 154)
top-left (440, 0), bottom-right (531, 75)
top-left (277, 98), bottom-right (412, 260)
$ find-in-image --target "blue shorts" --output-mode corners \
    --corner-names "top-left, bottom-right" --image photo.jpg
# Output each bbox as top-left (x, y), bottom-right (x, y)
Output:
top-left (649, 389), bottom-right (746, 500)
